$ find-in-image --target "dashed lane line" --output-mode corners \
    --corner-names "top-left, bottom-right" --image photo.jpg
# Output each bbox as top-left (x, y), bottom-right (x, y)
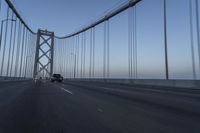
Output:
top-left (61, 87), bottom-right (73, 95)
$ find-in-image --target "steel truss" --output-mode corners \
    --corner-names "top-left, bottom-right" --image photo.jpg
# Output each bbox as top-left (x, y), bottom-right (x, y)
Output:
top-left (34, 29), bottom-right (54, 78)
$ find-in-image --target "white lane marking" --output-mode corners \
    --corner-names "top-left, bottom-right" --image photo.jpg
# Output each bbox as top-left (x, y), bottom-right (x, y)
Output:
top-left (61, 87), bottom-right (73, 95)
top-left (97, 108), bottom-right (103, 113)
top-left (102, 87), bottom-right (128, 93)
top-left (66, 83), bottom-right (188, 96)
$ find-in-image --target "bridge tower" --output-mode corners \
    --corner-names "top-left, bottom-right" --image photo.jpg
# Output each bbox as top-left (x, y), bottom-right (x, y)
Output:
top-left (33, 29), bottom-right (54, 78)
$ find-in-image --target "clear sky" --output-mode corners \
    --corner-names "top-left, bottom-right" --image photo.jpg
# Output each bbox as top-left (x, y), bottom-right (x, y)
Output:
top-left (1, 0), bottom-right (200, 79)
top-left (10, 0), bottom-right (128, 37)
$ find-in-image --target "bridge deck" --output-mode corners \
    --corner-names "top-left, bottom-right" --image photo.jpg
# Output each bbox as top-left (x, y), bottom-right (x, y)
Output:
top-left (0, 80), bottom-right (199, 133)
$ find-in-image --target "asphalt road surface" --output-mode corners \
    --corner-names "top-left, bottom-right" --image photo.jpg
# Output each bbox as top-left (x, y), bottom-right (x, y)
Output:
top-left (0, 80), bottom-right (199, 133)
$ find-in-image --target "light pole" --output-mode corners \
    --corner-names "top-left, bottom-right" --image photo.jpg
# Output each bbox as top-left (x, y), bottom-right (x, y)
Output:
top-left (71, 53), bottom-right (77, 79)
top-left (163, 0), bottom-right (169, 80)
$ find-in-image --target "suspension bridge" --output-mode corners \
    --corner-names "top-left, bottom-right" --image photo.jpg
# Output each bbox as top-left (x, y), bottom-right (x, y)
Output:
top-left (0, 0), bottom-right (200, 133)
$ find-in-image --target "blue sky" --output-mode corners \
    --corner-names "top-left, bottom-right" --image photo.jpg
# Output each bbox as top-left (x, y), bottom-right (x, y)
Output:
top-left (1, 0), bottom-right (200, 79)
top-left (10, 0), bottom-right (128, 36)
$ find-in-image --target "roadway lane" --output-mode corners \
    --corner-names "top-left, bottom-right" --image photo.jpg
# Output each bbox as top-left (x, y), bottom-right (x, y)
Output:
top-left (0, 80), bottom-right (199, 133)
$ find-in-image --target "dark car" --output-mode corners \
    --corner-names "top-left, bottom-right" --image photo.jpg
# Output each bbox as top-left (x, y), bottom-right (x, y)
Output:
top-left (50, 74), bottom-right (63, 82)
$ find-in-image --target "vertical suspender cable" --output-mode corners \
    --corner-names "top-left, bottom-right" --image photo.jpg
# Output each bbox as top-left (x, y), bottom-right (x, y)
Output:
top-left (107, 20), bottom-right (110, 78)
top-left (23, 30), bottom-right (28, 78)
top-left (83, 32), bottom-right (86, 78)
top-left (25, 32), bottom-right (29, 77)
top-left (70, 38), bottom-right (72, 77)
top-left (10, 15), bottom-right (17, 77)
top-left (0, 7), bottom-right (9, 76)
top-left (0, 18), bottom-right (3, 52)
top-left (29, 34), bottom-right (32, 76)
top-left (62, 39), bottom-right (64, 77)
top-left (128, 7), bottom-right (133, 79)
top-left (73, 36), bottom-right (75, 78)
top-left (6, 12), bottom-right (14, 77)
top-left (62, 39), bottom-right (65, 78)
top-left (75, 36), bottom-right (77, 78)
top-left (66, 38), bottom-right (69, 78)
top-left (56, 39), bottom-right (58, 74)
top-left (72, 37), bottom-right (74, 78)
top-left (75, 35), bottom-right (78, 78)
top-left (56, 39), bottom-right (59, 73)
top-left (70, 38), bottom-right (72, 78)
top-left (196, 0), bottom-right (200, 77)
top-left (32, 34), bottom-right (35, 76)
top-left (59, 39), bottom-right (62, 74)
top-left (58, 39), bottom-right (60, 74)
top-left (22, 29), bottom-right (26, 77)
top-left (26, 32), bottom-right (31, 77)
top-left (65, 39), bottom-right (67, 78)
top-left (55, 39), bottom-right (57, 74)
top-left (29, 32), bottom-right (32, 77)
top-left (19, 26), bottom-right (25, 78)
top-left (53, 39), bottom-right (56, 73)
top-left (132, 7), bottom-right (134, 79)
top-left (31, 35), bottom-right (34, 76)
top-left (14, 22), bottom-right (21, 78)
top-left (131, 7), bottom-right (133, 79)
top-left (30, 34), bottom-right (35, 77)
top-left (64, 39), bottom-right (67, 77)
top-left (128, 8), bottom-right (130, 79)
top-left (66, 39), bottom-right (68, 78)
top-left (0, 0), bottom-right (2, 13)
top-left (23, 29), bottom-right (28, 78)
top-left (59, 39), bottom-right (61, 74)
top-left (67, 39), bottom-right (69, 77)
top-left (93, 27), bottom-right (95, 78)
top-left (80, 34), bottom-right (83, 78)
top-left (32, 35), bottom-right (35, 77)
top-left (89, 29), bottom-right (92, 78)
top-left (60, 39), bottom-right (62, 74)
top-left (77, 34), bottom-right (80, 78)
top-left (62, 40), bottom-right (64, 75)
top-left (57, 40), bottom-right (60, 75)
top-left (61, 40), bottom-right (64, 74)
top-left (134, 6), bottom-right (138, 79)
top-left (64, 39), bottom-right (67, 78)
top-left (103, 21), bottom-right (106, 79)
top-left (189, 0), bottom-right (196, 80)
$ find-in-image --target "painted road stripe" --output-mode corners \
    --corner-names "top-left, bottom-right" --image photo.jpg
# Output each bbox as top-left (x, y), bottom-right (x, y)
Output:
top-left (61, 87), bottom-right (73, 95)
top-left (97, 108), bottom-right (103, 113)
top-left (102, 87), bottom-right (129, 93)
